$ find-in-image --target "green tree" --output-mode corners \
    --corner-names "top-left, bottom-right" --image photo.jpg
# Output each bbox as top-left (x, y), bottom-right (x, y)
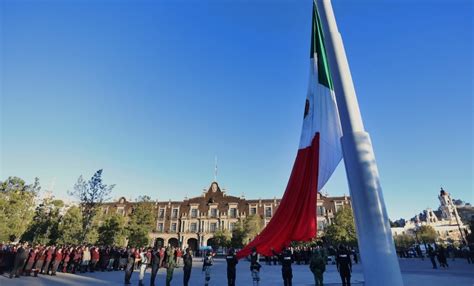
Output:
top-left (393, 234), bottom-right (415, 250)
top-left (127, 196), bottom-right (155, 247)
top-left (68, 170), bottom-right (115, 243)
top-left (0, 177), bottom-right (40, 242)
top-left (57, 206), bottom-right (83, 245)
top-left (21, 198), bottom-right (63, 245)
top-left (98, 214), bottom-right (127, 246)
top-left (416, 225), bottom-right (438, 244)
top-left (231, 215), bottom-right (263, 248)
top-left (324, 207), bottom-right (358, 247)
top-left (213, 229), bottom-right (231, 248)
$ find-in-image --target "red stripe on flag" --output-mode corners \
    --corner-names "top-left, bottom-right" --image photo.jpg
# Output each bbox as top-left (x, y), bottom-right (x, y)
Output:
top-left (236, 133), bottom-right (320, 259)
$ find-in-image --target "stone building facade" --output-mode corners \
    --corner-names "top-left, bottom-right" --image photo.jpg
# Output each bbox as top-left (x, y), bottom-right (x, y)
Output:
top-left (391, 188), bottom-right (470, 243)
top-left (101, 181), bottom-right (351, 250)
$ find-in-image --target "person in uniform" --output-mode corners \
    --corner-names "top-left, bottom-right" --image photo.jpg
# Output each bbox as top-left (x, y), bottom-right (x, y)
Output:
top-left (427, 244), bottom-right (438, 269)
top-left (250, 247), bottom-right (261, 286)
top-left (9, 242), bottom-right (28, 278)
top-left (202, 251), bottom-right (214, 286)
top-left (336, 245), bottom-right (352, 286)
top-left (164, 246), bottom-right (176, 286)
top-left (124, 247), bottom-right (135, 285)
top-left (226, 248), bottom-right (238, 286)
top-left (150, 246), bottom-right (161, 286)
top-left (309, 248), bottom-right (326, 286)
top-left (281, 247), bottom-right (293, 286)
top-left (183, 248), bottom-right (193, 286)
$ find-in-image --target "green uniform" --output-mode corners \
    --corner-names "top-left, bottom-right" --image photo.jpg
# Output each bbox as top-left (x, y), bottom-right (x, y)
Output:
top-left (165, 248), bottom-right (176, 286)
top-left (310, 251), bottom-right (326, 286)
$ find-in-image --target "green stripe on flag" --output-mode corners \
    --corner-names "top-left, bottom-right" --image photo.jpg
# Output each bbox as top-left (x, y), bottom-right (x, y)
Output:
top-left (310, 2), bottom-right (334, 90)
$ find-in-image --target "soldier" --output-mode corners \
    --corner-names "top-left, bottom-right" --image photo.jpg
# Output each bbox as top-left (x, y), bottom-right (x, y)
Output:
top-left (250, 247), bottom-right (261, 286)
top-left (310, 248), bottom-right (326, 286)
top-left (202, 251), bottom-right (214, 286)
top-left (165, 246), bottom-right (176, 286)
top-left (150, 246), bottom-right (161, 286)
top-left (281, 247), bottom-right (293, 286)
top-left (183, 248), bottom-right (193, 286)
top-left (124, 247), bottom-right (135, 285)
top-left (336, 245), bottom-right (352, 286)
top-left (226, 248), bottom-right (238, 286)
top-left (427, 244), bottom-right (438, 269)
top-left (9, 242), bottom-right (28, 278)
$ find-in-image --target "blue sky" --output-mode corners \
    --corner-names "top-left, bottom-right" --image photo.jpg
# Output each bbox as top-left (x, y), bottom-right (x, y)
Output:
top-left (1, 0), bottom-right (472, 220)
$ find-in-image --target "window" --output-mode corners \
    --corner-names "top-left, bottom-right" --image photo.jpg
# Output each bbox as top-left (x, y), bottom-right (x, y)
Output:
top-left (265, 207), bottom-right (272, 218)
top-left (103, 207), bottom-right (109, 215)
top-left (210, 208), bottom-right (218, 218)
top-left (317, 221), bottom-right (325, 230)
top-left (190, 223), bottom-right (197, 232)
top-left (230, 222), bottom-right (236, 231)
top-left (229, 208), bottom-right (237, 218)
top-left (210, 223), bottom-right (217, 232)
top-left (158, 209), bottom-right (165, 219)
top-left (172, 208), bottom-right (179, 219)
top-left (250, 207), bottom-right (257, 215)
top-left (157, 223), bottom-right (164, 232)
top-left (171, 223), bottom-right (177, 233)
top-left (317, 206), bottom-right (325, 216)
top-left (117, 207), bottom-right (125, 216)
top-left (191, 208), bottom-right (198, 218)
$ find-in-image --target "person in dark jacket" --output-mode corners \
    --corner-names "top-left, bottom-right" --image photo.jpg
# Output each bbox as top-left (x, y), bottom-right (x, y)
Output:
top-left (9, 243), bottom-right (28, 278)
top-left (250, 247), bottom-right (261, 286)
top-left (437, 245), bottom-right (449, 268)
top-left (150, 247), bottom-right (161, 286)
top-left (310, 248), bottom-right (326, 286)
top-left (183, 248), bottom-right (193, 286)
top-left (427, 244), bottom-right (438, 269)
top-left (226, 248), bottom-right (238, 286)
top-left (336, 245), bottom-right (352, 286)
top-left (124, 247), bottom-right (135, 285)
top-left (202, 251), bottom-right (214, 286)
top-left (281, 247), bottom-right (293, 286)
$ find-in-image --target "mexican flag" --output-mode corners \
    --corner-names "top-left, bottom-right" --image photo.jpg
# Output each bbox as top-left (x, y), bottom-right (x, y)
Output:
top-left (237, 2), bottom-right (342, 258)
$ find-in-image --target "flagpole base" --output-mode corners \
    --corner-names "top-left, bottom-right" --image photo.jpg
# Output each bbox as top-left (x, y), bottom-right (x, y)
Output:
top-left (341, 131), bottom-right (403, 286)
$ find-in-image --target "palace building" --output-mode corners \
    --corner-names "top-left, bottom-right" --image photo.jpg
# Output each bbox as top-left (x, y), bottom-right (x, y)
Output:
top-left (101, 181), bottom-right (351, 250)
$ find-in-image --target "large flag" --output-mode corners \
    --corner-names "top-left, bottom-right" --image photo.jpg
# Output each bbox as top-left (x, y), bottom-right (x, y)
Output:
top-left (236, 3), bottom-right (342, 259)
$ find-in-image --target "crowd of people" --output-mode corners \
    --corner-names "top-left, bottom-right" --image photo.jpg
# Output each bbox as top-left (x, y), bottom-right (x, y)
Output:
top-left (2, 240), bottom-right (472, 286)
top-left (0, 241), bottom-right (349, 286)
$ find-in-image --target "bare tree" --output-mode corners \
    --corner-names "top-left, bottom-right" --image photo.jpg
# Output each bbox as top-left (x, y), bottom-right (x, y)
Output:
top-left (69, 169), bottom-right (115, 242)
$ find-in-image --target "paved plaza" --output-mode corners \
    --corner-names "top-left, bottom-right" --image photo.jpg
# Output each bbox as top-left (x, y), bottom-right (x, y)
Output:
top-left (1, 258), bottom-right (473, 286)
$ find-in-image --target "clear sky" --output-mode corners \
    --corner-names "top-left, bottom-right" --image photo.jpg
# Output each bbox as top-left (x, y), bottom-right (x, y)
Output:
top-left (1, 0), bottom-right (472, 220)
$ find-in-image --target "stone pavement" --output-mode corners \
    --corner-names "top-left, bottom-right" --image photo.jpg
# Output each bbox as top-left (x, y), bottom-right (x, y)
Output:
top-left (1, 258), bottom-right (473, 286)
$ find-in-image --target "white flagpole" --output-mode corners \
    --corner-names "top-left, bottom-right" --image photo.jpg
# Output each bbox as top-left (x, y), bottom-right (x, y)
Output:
top-left (315, 0), bottom-right (404, 285)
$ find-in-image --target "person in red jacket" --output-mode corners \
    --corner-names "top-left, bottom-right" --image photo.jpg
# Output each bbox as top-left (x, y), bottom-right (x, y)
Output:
top-left (42, 246), bottom-right (53, 275)
top-left (62, 247), bottom-right (71, 273)
top-left (24, 247), bottom-right (37, 276)
top-left (34, 247), bottom-right (46, 276)
top-left (51, 247), bottom-right (63, 275)
top-left (90, 247), bottom-right (100, 272)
